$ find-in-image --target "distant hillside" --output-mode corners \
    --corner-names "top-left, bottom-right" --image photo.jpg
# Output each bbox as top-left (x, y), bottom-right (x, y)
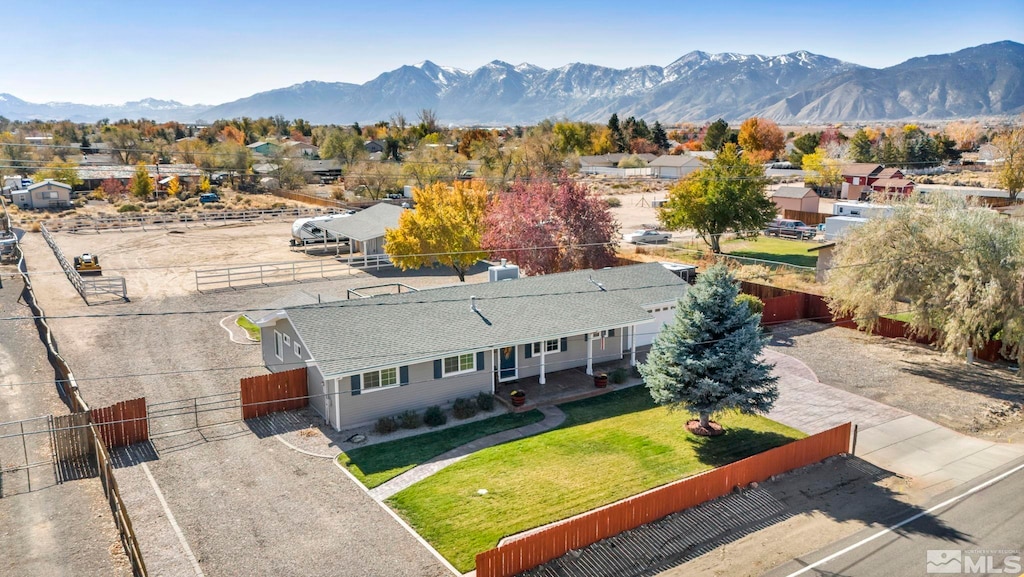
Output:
top-left (2, 41), bottom-right (1021, 124)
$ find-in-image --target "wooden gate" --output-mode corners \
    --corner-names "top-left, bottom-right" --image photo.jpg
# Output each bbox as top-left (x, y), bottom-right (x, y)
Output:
top-left (51, 412), bottom-right (96, 481)
top-left (241, 367), bottom-right (308, 419)
top-left (91, 398), bottom-right (149, 449)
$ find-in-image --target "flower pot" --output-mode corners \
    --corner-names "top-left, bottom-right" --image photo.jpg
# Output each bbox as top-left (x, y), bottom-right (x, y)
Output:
top-left (594, 374), bottom-right (608, 388)
top-left (510, 391), bottom-right (526, 407)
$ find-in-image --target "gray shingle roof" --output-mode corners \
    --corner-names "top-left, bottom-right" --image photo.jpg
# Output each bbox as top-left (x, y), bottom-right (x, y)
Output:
top-left (284, 262), bottom-right (687, 377)
top-left (321, 203), bottom-right (406, 242)
top-left (648, 155), bottom-right (703, 168)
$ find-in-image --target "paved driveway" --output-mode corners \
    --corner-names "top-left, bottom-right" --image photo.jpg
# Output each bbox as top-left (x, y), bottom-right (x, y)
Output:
top-left (764, 349), bottom-right (1024, 499)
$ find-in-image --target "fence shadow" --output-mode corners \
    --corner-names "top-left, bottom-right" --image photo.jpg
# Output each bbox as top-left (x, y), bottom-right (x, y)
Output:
top-left (900, 360), bottom-right (1024, 404)
top-left (109, 442), bottom-right (160, 469)
top-left (524, 456), bottom-right (971, 577)
top-left (245, 409), bottom-right (321, 439)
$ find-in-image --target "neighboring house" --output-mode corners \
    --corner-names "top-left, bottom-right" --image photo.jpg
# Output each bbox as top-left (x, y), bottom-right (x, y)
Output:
top-left (286, 141), bottom-right (319, 158)
top-left (255, 262), bottom-right (688, 430)
top-left (689, 151), bottom-right (717, 161)
top-left (807, 242), bottom-right (836, 283)
top-left (364, 140), bottom-right (386, 154)
top-left (578, 153), bottom-right (657, 169)
top-left (11, 180), bottom-right (72, 209)
top-left (869, 177), bottom-right (915, 196)
top-left (77, 164), bottom-right (203, 190)
top-left (648, 155), bottom-right (704, 179)
top-left (977, 144), bottom-right (1005, 166)
top-left (247, 141), bottom-right (280, 156)
top-left (840, 164), bottom-right (913, 199)
top-left (295, 159), bottom-right (343, 184)
top-left (770, 186), bottom-right (819, 213)
top-left (320, 202), bottom-right (406, 260)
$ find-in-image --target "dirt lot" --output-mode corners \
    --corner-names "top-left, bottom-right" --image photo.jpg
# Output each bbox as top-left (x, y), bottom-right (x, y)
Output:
top-left (768, 321), bottom-right (1024, 441)
top-left (0, 274), bottom-right (130, 577)
top-left (14, 223), bottom-right (503, 576)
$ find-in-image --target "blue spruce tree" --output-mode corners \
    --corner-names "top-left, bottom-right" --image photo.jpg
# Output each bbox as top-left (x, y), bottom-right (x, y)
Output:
top-left (639, 264), bottom-right (778, 434)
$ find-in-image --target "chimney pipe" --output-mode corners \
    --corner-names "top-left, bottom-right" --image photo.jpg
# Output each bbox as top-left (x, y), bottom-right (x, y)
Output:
top-left (500, 258), bottom-right (507, 267)
top-left (470, 296), bottom-right (478, 312)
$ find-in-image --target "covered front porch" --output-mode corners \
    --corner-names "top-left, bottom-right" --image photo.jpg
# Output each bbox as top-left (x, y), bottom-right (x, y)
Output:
top-left (494, 348), bottom-right (650, 409)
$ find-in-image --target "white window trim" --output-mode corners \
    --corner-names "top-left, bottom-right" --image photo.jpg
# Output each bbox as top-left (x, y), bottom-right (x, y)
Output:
top-left (442, 353), bottom-right (476, 377)
top-left (294, 342), bottom-right (302, 357)
top-left (361, 367), bottom-right (400, 392)
top-left (274, 330), bottom-right (283, 361)
top-left (531, 339), bottom-right (564, 355)
top-left (282, 333), bottom-right (291, 346)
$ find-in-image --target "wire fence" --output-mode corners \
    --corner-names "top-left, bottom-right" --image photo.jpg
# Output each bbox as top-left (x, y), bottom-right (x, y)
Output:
top-left (42, 206), bottom-right (345, 233)
top-left (40, 223), bottom-right (128, 304)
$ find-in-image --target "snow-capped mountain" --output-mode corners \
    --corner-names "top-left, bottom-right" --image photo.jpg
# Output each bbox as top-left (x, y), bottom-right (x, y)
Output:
top-left (2, 42), bottom-right (1021, 124)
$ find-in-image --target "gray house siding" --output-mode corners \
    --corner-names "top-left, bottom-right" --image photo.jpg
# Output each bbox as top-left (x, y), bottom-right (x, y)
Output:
top-left (334, 352), bottom-right (493, 429)
top-left (513, 333), bottom-right (624, 379)
top-left (261, 319), bottom-right (309, 373)
top-left (306, 364), bottom-right (327, 421)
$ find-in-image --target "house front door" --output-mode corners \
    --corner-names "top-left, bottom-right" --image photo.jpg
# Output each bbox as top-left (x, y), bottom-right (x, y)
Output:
top-left (498, 346), bottom-right (517, 381)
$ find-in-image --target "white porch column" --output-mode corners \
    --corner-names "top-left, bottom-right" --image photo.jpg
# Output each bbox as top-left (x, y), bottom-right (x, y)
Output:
top-left (586, 336), bottom-right (593, 375)
top-left (629, 325), bottom-right (637, 366)
top-left (491, 349), bottom-right (497, 394)
top-left (539, 346), bottom-right (546, 385)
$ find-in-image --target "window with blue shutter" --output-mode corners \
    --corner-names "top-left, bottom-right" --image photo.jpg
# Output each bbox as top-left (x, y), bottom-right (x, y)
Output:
top-left (433, 359), bottom-right (442, 379)
top-left (350, 374), bottom-right (361, 396)
top-left (476, 351), bottom-right (485, 371)
top-left (560, 337), bottom-right (568, 351)
top-left (608, 328), bottom-right (616, 337)
top-left (524, 344), bottom-right (532, 359)
top-left (400, 366), bottom-right (409, 386)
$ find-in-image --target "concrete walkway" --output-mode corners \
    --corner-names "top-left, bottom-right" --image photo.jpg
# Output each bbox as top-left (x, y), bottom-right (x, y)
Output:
top-left (764, 349), bottom-right (1024, 497)
top-left (368, 405), bottom-right (566, 501)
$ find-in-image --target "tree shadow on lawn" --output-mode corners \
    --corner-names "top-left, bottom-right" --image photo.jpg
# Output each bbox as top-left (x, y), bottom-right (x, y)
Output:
top-left (525, 456), bottom-right (972, 577)
top-left (687, 426), bottom-right (801, 468)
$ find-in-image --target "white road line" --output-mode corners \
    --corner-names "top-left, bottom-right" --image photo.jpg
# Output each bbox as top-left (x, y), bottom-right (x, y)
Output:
top-left (141, 462), bottom-right (206, 577)
top-left (784, 461), bottom-right (1024, 577)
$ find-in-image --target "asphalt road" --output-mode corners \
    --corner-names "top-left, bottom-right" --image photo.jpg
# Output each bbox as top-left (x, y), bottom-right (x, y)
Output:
top-left (766, 456), bottom-right (1024, 577)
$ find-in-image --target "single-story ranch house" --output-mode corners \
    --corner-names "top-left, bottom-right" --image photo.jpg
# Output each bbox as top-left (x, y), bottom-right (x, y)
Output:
top-left (12, 179), bottom-right (72, 209)
top-left (256, 262), bottom-right (688, 430)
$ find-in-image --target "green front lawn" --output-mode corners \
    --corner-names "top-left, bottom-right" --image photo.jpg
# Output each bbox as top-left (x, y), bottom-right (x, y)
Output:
top-left (339, 410), bottom-right (545, 488)
top-left (387, 387), bottom-right (804, 572)
top-left (723, 236), bottom-right (819, 268)
top-left (235, 315), bottom-right (261, 341)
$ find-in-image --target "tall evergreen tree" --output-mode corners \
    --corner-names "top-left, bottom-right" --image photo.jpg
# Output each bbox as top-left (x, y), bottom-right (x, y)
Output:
top-left (703, 119), bottom-right (730, 152)
top-left (639, 265), bottom-right (778, 432)
top-left (608, 113), bottom-right (627, 152)
top-left (651, 121), bottom-right (669, 151)
top-left (848, 129), bottom-right (874, 163)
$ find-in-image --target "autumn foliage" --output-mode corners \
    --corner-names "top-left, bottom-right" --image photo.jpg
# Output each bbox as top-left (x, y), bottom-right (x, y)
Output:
top-left (737, 117), bottom-right (785, 163)
top-left (482, 175), bottom-right (618, 275)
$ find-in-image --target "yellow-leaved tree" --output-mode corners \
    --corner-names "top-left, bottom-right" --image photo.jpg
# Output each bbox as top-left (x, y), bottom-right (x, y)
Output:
top-left (166, 176), bottom-right (181, 197)
top-left (384, 181), bottom-right (489, 282)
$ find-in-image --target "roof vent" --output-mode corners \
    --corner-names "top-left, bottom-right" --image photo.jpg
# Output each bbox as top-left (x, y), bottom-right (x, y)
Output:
top-left (588, 275), bottom-right (606, 291)
top-left (470, 296), bottom-right (478, 312)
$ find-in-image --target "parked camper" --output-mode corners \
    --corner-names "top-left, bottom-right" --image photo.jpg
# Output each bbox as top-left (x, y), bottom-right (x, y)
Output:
top-left (824, 216), bottom-right (868, 241)
top-left (290, 211), bottom-right (356, 246)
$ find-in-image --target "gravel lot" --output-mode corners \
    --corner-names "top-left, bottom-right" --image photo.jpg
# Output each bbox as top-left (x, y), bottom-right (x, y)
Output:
top-left (0, 272), bottom-right (130, 577)
top-left (15, 225), bottom-right (494, 576)
top-left (767, 321), bottom-right (1024, 441)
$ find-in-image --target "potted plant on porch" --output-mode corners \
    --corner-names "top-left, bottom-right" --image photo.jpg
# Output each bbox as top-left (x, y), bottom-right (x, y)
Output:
top-left (594, 373), bottom-right (608, 388)
top-left (510, 389), bottom-right (526, 407)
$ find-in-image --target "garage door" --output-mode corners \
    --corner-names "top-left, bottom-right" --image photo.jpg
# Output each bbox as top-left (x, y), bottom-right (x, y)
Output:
top-left (634, 306), bottom-right (677, 347)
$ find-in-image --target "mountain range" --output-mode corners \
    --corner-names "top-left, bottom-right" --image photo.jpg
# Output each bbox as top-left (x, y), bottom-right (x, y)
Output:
top-left (2, 41), bottom-right (1022, 125)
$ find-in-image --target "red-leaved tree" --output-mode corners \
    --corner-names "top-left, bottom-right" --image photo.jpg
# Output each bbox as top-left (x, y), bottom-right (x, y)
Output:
top-left (483, 175), bottom-right (618, 275)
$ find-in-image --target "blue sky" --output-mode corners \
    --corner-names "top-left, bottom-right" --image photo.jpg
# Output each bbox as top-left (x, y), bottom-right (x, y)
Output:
top-left (5, 0), bottom-right (1022, 105)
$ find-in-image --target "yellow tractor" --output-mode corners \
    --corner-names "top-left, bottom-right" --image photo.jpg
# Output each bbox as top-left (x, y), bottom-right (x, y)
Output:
top-left (73, 253), bottom-right (102, 275)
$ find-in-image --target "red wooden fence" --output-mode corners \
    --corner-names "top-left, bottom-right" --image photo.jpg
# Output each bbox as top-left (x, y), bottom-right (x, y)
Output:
top-left (91, 397), bottom-right (149, 449)
top-left (475, 423), bottom-right (852, 577)
top-left (240, 367), bottom-right (308, 420)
